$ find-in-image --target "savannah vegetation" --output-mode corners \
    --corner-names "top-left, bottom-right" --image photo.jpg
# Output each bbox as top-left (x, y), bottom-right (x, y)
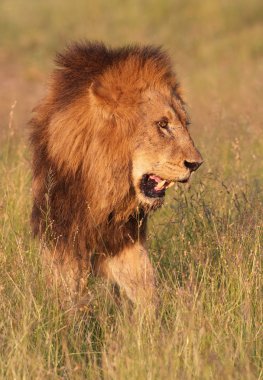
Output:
top-left (0, 0), bottom-right (262, 378)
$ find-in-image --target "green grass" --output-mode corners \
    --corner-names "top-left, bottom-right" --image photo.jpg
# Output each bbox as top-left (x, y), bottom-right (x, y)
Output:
top-left (0, 0), bottom-right (262, 379)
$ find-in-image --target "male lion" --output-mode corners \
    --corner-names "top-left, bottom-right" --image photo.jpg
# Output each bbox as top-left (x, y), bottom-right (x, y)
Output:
top-left (30, 42), bottom-right (203, 310)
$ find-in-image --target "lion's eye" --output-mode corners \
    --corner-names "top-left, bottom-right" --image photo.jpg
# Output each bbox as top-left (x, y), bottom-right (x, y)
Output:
top-left (157, 119), bottom-right (169, 129)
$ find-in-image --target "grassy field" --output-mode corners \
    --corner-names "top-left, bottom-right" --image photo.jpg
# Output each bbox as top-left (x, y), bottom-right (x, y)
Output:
top-left (0, 0), bottom-right (262, 379)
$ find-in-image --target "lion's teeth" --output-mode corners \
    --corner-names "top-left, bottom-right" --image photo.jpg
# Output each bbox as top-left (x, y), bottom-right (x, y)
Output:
top-left (155, 180), bottom-right (166, 190)
top-left (167, 181), bottom-right (175, 188)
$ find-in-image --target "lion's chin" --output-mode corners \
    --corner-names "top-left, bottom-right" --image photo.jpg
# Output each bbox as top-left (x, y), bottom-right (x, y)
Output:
top-left (137, 192), bottom-right (165, 211)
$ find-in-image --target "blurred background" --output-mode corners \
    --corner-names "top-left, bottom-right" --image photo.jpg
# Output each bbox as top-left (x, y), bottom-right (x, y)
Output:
top-left (0, 0), bottom-right (262, 178)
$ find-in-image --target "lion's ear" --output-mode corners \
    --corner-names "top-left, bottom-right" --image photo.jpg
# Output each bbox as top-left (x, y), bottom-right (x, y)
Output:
top-left (91, 80), bottom-right (122, 108)
top-left (91, 78), bottom-right (140, 120)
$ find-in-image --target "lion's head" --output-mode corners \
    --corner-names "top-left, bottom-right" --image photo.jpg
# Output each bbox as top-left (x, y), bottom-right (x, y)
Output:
top-left (88, 46), bottom-right (203, 211)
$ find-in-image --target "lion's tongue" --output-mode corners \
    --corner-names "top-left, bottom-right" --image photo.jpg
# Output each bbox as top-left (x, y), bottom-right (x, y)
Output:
top-left (149, 175), bottom-right (167, 191)
top-left (149, 175), bottom-right (175, 191)
top-left (149, 175), bottom-right (163, 183)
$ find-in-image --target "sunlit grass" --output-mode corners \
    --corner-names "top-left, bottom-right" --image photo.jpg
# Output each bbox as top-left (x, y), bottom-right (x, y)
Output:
top-left (0, 130), bottom-right (262, 379)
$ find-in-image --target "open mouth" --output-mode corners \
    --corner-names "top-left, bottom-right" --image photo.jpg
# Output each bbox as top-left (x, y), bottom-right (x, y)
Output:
top-left (140, 174), bottom-right (176, 198)
top-left (140, 173), bottom-right (191, 198)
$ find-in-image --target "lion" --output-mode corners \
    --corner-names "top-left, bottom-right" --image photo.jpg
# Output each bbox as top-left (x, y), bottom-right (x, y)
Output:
top-left (30, 41), bottom-right (203, 310)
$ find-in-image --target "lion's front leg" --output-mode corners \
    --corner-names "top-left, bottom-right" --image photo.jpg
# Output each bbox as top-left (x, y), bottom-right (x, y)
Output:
top-left (41, 246), bottom-right (90, 312)
top-left (95, 243), bottom-right (157, 309)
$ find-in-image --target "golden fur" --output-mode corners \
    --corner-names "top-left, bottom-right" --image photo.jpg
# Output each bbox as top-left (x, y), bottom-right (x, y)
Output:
top-left (30, 42), bottom-right (202, 309)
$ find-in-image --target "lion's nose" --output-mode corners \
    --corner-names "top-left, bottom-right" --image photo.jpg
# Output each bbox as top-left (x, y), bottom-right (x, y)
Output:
top-left (184, 159), bottom-right (203, 172)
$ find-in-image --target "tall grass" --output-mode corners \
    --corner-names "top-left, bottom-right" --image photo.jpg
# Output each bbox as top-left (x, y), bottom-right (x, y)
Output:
top-left (0, 0), bottom-right (262, 378)
top-left (0, 135), bottom-right (261, 379)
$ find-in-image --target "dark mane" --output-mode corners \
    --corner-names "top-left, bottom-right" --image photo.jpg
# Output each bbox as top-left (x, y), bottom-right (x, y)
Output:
top-left (52, 41), bottom-right (173, 111)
